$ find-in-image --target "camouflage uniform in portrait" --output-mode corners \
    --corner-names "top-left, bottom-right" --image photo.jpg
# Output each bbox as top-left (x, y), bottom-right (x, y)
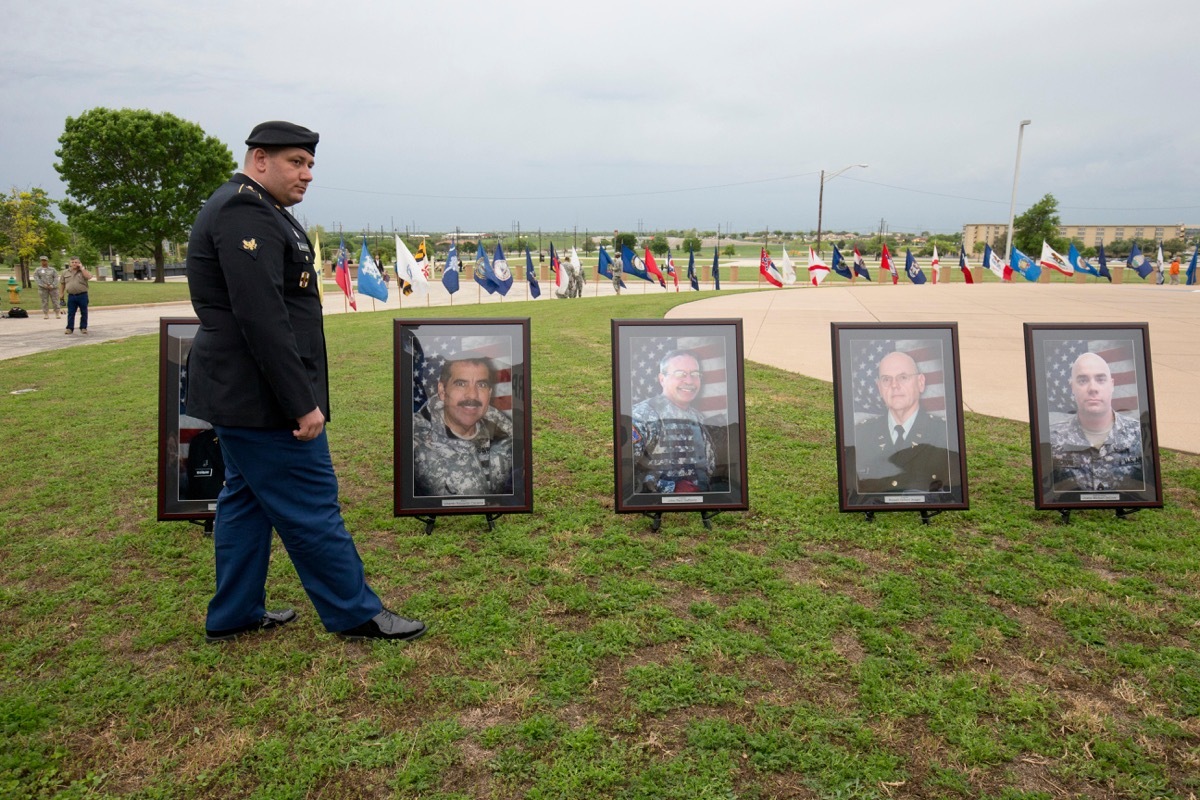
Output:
top-left (1050, 412), bottom-right (1143, 492)
top-left (412, 400), bottom-right (514, 496)
top-left (631, 394), bottom-right (716, 494)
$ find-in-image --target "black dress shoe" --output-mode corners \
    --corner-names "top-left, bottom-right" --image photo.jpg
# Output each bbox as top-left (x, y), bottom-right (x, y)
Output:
top-left (338, 609), bottom-right (427, 641)
top-left (205, 608), bottom-right (298, 643)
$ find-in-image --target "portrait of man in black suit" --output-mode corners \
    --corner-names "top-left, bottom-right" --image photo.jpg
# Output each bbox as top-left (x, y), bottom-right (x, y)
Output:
top-left (853, 349), bottom-right (952, 494)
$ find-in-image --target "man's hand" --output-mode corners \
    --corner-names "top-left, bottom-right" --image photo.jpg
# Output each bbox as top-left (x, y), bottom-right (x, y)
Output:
top-left (294, 407), bottom-right (325, 441)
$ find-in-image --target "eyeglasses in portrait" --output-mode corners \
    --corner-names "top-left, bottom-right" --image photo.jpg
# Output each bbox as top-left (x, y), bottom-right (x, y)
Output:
top-left (832, 322), bottom-right (968, 513)
top-left (612, 319), bottom-right (748, 515)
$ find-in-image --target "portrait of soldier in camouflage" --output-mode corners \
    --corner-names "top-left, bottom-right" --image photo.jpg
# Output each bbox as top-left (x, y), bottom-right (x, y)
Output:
top-left (412, 356), bottom-right (514, 497)
top-left (1050, 350), bottom-right (1144, 492)
top-left (631, 349), bottom-right (718, 494)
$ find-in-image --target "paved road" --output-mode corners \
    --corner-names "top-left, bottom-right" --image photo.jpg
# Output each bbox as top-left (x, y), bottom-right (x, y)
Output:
top-left (5, 278), bottom-right (1196, 453)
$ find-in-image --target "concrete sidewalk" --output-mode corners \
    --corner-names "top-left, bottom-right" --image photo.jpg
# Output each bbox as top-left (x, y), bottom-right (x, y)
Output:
top-left (669, 281), bottom-right (1200, 454)
top-left (4, 279), bottom-right (1196, 453)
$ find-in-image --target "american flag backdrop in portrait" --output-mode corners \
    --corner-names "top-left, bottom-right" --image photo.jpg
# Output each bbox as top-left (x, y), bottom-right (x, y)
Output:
top-left (1043, 339), bottom-right (1139, 418)
top-left (411, 333), bottom-right (514, 419)
top-left (630, 336), bottom-right (729, 422)
top-left (851, 338), bottom-right (946, 422)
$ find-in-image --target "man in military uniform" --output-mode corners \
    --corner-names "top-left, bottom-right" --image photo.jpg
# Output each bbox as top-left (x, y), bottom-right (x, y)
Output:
top-left (413, 356), bottom-right (513, 496)
top-left (566, 256), bottom-right (584, 298)
top-left (187, 121), bottom-right (425, 643)
top-left (1050, 351), bottom-right (1144, 492)
top-left (631, 350), bottom-right (717, 493)
top-left (33, 256), bottom-right (60, 319)
top-left (854, 350), bottom-right (951, 493)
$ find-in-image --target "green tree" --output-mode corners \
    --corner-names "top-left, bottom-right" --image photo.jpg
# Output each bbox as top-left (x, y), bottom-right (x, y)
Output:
top-left (0, 187), bottom-right (59, 287)
top-left (646, 234), bottom-right (669, 257)
top-left (613, 232), bottom-right (637, 251)
top-left (55, 108), bottom-right (235, 283)
top-left (680, 236), bottom-right (703, 253)
top-left (1011, 193), bottom-right (1066, 254)
top-left (581, 236), bottom-right (596, 255)
top-left (722, 244), bottom-right (736, 257)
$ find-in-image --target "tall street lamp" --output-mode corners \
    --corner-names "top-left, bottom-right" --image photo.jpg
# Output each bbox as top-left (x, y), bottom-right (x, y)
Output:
top-left (1003, 120), bottom-right (1032, 265)
top-left (816, 163), bottom-right (868, 255)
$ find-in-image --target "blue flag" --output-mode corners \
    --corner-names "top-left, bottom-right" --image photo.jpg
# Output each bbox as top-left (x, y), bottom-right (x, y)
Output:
top-left (1127, 243), bottom-right (1153, 279)
top-left (525, 247), bottom-right (541, 298)
top-left (442, 243), bottom-right (460, 294)
top-left (831, 245), bottom-right (853, 280)
top-left (1010, 246), bottom-right (1042, 282)
top-left (903, 248), bottom-right (927, 284)
top-left (1187, 244), bottom-right (1198, 286)
top-left (1068, 243), bottom-right (1099, 277)
top-left (712, 247), bottom-right (721, 290)
top-left (357, 239), bottom-right (389, 301)
top-left (687, 248), bottom-right (699, 290)
top-left (620, 245), bottom-right (653, 282)
top-left (492, 243), bottom-right (514, 295)
top-left (1095, 244), bottom-right (1112, 282)
top-left (474, 241), bottom-right (498, 294)
top-left (597, 246), bottom-right (626, 288)
top-left (852, 247), bottom-right (871, 280)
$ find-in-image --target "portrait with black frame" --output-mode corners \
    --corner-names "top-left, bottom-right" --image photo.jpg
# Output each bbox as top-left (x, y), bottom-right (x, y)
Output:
top-left (394, 318), bottom-right (532, 517)
top-left (832, 322), bottom-right (968, 513)
top-left (611, 319), bottom-right (748, 515)
top-left (157, 317), bottom-right (224, 521)
top-left (1023, 323), bottom-right (1162, 512)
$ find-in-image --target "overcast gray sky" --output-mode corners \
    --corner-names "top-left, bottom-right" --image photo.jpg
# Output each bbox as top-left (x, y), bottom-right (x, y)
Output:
top-left (3, 0), bottom-right (1196, 237)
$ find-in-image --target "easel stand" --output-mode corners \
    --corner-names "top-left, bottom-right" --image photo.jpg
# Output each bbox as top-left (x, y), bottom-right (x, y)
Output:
top-left (190, 519), bottom-right (215, 537)
top-left (416, 513), bottom-right (505, 535)
top-left (1058, 507), bottom-right (1141, 525)
top-left (641, 510), bottom-right (723, 532)
top-left (862, 509), bottom-right (943, 525)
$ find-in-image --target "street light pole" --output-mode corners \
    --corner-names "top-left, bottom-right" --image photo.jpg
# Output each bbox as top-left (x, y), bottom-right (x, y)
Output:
top-left (816, 163), bottom-right (868, 256)
top-left (1004, 120), bottom-right (1032, 265)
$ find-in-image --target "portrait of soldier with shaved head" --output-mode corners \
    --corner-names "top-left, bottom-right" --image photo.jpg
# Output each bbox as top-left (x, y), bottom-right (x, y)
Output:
top-left (1049, 351), bottom-right (1144, 492)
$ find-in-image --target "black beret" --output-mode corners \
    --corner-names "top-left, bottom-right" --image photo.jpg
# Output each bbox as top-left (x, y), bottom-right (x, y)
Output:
top-left (245, 121), bottom-right (319, 155)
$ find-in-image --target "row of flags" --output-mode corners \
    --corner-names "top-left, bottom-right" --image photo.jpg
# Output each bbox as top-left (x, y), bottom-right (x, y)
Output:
top-left (327, 234), bottom-right (1200, 307)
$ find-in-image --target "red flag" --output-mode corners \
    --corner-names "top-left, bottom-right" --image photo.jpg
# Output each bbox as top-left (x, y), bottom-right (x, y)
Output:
top-left (881, 244), bottom-right (899, 285)
top-left (958, 247), bottom-right (974, 284)
top-left (930, 245), bottom-right (940, 285)
top-left (334, 239), bottom-right (356, 310)
top-left (759, 247), bottom-right (783, 287)
top-left (550, 242), bottom-right (563, 288)
top-left (644, 248), bottom-right (666, 287)
top-left (665, 250), bottom-right (680, 291)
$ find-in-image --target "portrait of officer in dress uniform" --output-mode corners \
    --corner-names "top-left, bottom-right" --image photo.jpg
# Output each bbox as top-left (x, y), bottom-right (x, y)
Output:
top-left (853, 349), bottom-right (952, 494)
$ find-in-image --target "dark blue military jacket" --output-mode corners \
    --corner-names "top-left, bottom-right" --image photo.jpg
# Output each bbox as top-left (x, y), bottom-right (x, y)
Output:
top-left (185, 174), bottom-right (327, 428)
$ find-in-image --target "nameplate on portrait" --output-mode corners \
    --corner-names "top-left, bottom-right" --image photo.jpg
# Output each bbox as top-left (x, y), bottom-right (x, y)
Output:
top-left (441, 498), bottom-right (487, 508)
top-left (661, 495), bottom-right (705, 505)
top-left (1079, 493), bottom-right (1121, 502)
top-left (883, 494), bottom-right (927, 504)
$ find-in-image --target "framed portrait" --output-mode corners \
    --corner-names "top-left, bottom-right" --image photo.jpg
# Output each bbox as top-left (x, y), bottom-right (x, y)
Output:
top-left (1023, 323), bottom-right (1162, 511)
top-left (611, 319), bottom-right (749, 514)
top-left (831, 323), bottom-right (969, 513)
top-left (394, 318), bottom-right (533, 516)
top-left (157, 317), bottom-right (224, 521)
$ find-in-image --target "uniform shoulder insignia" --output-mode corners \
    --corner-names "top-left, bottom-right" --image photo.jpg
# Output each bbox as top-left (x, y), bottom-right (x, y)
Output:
top-left (236, 184), bottom-right (263, 200)
top-left (241, 238), bottom-right (259, 258)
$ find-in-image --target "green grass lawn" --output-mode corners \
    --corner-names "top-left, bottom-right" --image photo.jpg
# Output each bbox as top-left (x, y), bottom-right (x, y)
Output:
top-left (1, 294), bottom-right (1197, 799)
